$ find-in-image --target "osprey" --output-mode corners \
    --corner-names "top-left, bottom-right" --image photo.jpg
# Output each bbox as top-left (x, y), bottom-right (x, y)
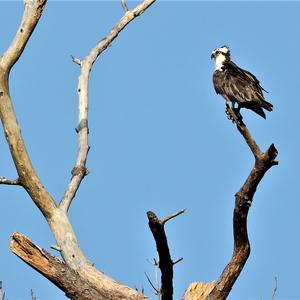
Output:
top-left (211, 45), bottom-right (273, 119)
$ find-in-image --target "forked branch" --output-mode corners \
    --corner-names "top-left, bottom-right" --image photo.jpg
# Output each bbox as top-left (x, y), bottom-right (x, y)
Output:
top-left (206, 109), bottom-right (278, 300)
top-left (147, 209), bottom-right (185, 300)
top-left (1, 0), bottom-right (157, 299)
top-left (183, 108), bottom-right (278, 300)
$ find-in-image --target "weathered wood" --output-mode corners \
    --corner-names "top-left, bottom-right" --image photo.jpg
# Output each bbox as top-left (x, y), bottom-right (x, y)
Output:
top-left (10, 233), bottom-right (126, 300)
top-left (183, 282), bottom-right (216, 300)
top-left (0, 0), bottom-right (155, 299)
top-left (0, 0), bottom-right (56, 220)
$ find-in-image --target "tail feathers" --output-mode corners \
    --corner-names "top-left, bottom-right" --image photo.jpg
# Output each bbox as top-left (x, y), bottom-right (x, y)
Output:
top-left (243, 100), bottom-right (273, 118)
top-left (250, 105), bottom-right (266, 119)
top-left (241, 101), bottom-right (272, 119)
top-left (260, 99), bottom-right (273, 112)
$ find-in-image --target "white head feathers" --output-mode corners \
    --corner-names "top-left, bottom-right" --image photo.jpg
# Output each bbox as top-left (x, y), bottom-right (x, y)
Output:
top-left (211, 45), bottom-right (231, 71)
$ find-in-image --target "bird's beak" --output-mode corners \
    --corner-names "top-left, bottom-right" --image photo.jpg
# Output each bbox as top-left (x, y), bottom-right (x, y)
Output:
top-left (211, 53), bottom-right (215, 60)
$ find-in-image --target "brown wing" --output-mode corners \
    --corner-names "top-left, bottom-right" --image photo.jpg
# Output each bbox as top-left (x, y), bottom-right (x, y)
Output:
top-left (222, 61), bottom-right (266, 104)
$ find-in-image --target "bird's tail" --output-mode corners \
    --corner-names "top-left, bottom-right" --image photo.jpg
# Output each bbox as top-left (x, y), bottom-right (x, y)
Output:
top-left (260, 99), bottom-right (273, 112)
top-left (251, 105), bottom-right (266, 119)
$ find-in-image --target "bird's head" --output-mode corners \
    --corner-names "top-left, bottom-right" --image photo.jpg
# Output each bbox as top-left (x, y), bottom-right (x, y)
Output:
top-left (211, 45), bottom-right (231, 61)
top-left (211, 45), bottom-right (231, 70)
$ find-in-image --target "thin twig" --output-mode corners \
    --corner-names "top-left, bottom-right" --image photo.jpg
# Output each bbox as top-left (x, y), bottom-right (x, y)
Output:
top-left (161, 208), bottom-right (186, 225)
top-left (155, 264), bottom-right (159, 299)
top-left (70, 55), bottom-right (82, 66)
top-left (154, 255), bottom-right (160, 297)
top-left (0, 281), bottom-right (4, 300)
top-left (173, 257), bottom-right (183, 265)
top-left (121, 0), bottom-right (129, 12)
top-left (271, 277), bottom-right (278, 300)
top-left (50, 245), bottom-right (62, 252)
top-left (144, 272), bottom-right (160, 295)
top-left (0, 177), bottom-right (20, 185)
top-left (30, 289), bottom-right (36, 300)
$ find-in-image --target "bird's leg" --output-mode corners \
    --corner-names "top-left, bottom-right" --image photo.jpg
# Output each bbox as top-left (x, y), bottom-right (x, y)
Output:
top-left (225, 101), bottom-right (234, 122)
top-left (233, 105), bottom-right (243, 124)
top-left (224, 97), bottom-right (243, 124)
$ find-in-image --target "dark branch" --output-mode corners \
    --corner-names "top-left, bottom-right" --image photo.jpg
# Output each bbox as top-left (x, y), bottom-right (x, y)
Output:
top-left (147, 211), bottom-right (173, 300)
top-left (173, 257), bottom-right (183, 265)
top-left (144, 272), bottom-right (160, 295)
top-left (226, 106), bottom-right (261, 158)
top-left (147, 210), bottom-right (184, 300)
top-left (207, 109), bottom-right (278, 300)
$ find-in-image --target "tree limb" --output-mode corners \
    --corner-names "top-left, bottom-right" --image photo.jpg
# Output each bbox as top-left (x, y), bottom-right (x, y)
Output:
top-left (59, 0), bottom-right (157, 212)
top-left (147, 209), bottom-right (185, 300)
top-left (226, 105), bottom-right (261, 158)
top-left (183, 108), bottom-right (278, 300)
top-left (1, 1), bottom-right (156, 299)
top-left (10, 232), bottom-right (109, 300)
top-left (206, 109), bottom-right (278, 300)
top-left (1, 0), bottom-right (47, 72)
top-left (0, 0), bottom-right (57, 219)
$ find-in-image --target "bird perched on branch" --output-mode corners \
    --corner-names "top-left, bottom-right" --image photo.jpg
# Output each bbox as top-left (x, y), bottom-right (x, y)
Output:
top-left (211, 45), bottom-right (273, 119)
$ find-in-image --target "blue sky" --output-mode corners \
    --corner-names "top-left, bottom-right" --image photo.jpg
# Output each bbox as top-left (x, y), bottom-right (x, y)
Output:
top-left (0, 1), bottom-right (299, 299)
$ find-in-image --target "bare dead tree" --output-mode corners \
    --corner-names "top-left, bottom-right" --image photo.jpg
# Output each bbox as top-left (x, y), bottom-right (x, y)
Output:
top-left (0, 0), bottom-right (155, 299)
top-left (0, 1), bottom-right (278, 299)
